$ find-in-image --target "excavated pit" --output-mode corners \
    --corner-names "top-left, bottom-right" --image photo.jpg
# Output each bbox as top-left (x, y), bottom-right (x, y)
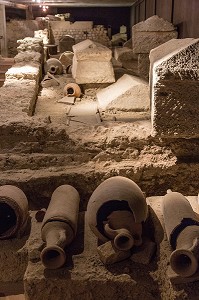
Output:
top-left (0, 49), bottom-right (199, 300)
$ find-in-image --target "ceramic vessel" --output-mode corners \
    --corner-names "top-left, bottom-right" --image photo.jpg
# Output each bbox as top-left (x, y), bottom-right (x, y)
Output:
top-left (87, 176), bottom-right (148, 250)
top-left (41, 184), bottom-right (80, 269)
top-left (0, 185), bottom-right (28, 239)
top-left (44, 58), bottom-right (63, 75)
top-left (162, 191), bottom-right (199, 277)
top-left (63, 82), bottom-right (81, 97)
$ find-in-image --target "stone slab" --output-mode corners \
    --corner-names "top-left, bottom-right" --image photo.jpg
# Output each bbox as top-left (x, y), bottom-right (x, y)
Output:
top-left (150, 38), bottom-right (199, 138)
top-left (97, 74), bottom-right (150, 112)
top-left (57, 96), bottom-right (75, 104)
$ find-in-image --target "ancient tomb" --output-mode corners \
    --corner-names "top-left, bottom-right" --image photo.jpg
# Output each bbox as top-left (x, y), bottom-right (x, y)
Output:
top-left (132, 15), bottom-right (178, 80)
top-left (150, 38), bottom-right (199, 138)
top-left (72, 39), bottom-right (115, 84)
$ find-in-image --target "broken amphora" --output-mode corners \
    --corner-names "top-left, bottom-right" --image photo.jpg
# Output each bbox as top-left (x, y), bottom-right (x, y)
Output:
top-left (0, 185), bottom-right (29, 239)
top-left (162, 191), bottom-right (199, 277)
top-left (44, 58), bottom-right (63, 75)
top-left (41, 184), bottom-right (80, 269)
top-left (87, 176), bottom-right (148, 251)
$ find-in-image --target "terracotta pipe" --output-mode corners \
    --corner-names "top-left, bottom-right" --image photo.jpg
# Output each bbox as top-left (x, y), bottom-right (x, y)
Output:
top-left (87, 176), bottom-right (148, 249)
top-left (41, 185), bottom-right (80, 269)
top-left (162, 191), bottom-right (199, 277)
top-left (0, 185), bottom-right (28, 239)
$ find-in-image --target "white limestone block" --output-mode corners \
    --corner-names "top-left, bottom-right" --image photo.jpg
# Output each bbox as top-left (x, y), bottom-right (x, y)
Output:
top-left (97, 74), bottom-right (149, 112)
top-left (72, 40), bottom-right (115, 84)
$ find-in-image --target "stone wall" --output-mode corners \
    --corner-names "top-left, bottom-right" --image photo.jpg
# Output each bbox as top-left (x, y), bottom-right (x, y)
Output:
top-left (6, 20), bottom-right (45, 57)
top-left (0, 37), bottom-right (43, 120)
top-left (49, 21), bottom-right (111, 49)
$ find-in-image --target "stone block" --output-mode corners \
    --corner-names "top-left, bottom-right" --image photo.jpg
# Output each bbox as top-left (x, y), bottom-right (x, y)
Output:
top-left (97, 74), bottom-right (149, 112)
top-left (97, 241), bottom-right (131, 265)
top-left (59, 35), bottom-right (75, 53)
top-left (150, 38), bottom-right (199, 138)
top-left (132, 15), bottom-right (178, 54)
top-left (114, 47), bottom-right (137, 61)
top-left (72, 40), bottom-right (115, 84)
top-left (138, 53), bottom-right (150, 80)
top-left (6, 62), bottom-right (40, 81)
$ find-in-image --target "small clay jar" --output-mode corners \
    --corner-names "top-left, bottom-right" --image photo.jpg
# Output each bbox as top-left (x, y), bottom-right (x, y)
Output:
top-left (41, 185), bottom-right (80, 269)
top-left (87, 176), bottom-right (148, 250)
top-left (44, 58), bottom-right (63, 75)
top-left (63, 82), bottom-right (81, 97)
top-left (0, 185), bottom-right (29, 239)
top-left (162, 191), bottom-right (199, 277)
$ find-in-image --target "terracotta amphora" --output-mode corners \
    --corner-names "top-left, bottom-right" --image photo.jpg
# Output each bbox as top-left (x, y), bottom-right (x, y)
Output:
top-left (0, 185), bottom-right (29, 239)
top-left (41, 184), bottom-right (80, 269)
top-left (162, 191), bottom-right (199, 277)
top-left (87, 176), bottom-right (148, 251)
top-left (44, 58), bottom-right (63, 75)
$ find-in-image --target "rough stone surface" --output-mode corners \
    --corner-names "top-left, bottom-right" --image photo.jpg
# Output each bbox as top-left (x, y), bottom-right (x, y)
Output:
top-left (0, 79), bottom-right (39, 118)
top-left (0, 234), bottom-right (28, 283)
top-left (6, 20), bottom-right (45, 56)
top-left (138, 53), bottom-right (150, 80)
top-left (72, 40), bottom-right (115, 84)
top-left (97, 241), bottom-right (131, 265)
top-left (114, 47), bottom-right (138, 72)
top-left (14, 51), bottom-right (42, 64)
top-left (132, 15), bottom-right (178, 54)
top-left (130, 238), bottom-right (156, 265)
top-left (150, 38), bottom-right (199, 138)
top-left (5, 62), bottom-right (41, 81)
top-left (97, 74), bottom-right (150, 112)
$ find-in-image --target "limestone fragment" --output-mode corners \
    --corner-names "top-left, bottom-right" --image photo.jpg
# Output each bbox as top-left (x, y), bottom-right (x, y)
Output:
top-left (97, 240), bottom-right (131, 265)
